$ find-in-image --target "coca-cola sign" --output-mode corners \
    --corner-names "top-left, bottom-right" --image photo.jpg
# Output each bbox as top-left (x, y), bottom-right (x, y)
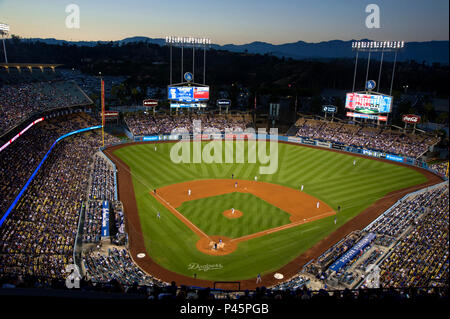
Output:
top-left (402, 114), bottom-right (421, 124)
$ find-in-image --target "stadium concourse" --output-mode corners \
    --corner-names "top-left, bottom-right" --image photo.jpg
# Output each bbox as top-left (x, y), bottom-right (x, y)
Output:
top-left (0, 77), bottom-right (448, 302)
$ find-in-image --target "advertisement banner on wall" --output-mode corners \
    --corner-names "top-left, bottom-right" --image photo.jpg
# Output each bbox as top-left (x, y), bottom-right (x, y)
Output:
top-left (316, 141), bottom-right (331, 148)
top-left (225, 133), bottom-right (255, 140)
top-left (386, 154), bottom-right (404, 162)
top-left (301, 138), bottom-right (316, 145)
top-left (287, 136), bottom-right (302, 144)
top-left (331, 143), bottom-right (346, 150)
top-left (143, 136), bottom-right (160, 141)
top-left (362, 149), bottom-right (386, 158)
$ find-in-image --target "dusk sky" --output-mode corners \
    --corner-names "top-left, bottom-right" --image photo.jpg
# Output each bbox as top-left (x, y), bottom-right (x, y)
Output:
top-left (0, 0), bottom-right (448, 44)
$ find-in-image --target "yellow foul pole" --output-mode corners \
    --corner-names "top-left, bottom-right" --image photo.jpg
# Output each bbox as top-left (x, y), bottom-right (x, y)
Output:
top-left (101, 78), bottom-right (105, 147)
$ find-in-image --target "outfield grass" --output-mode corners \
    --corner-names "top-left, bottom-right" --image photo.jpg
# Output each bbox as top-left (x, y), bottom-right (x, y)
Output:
top-left (113, 141), bottom-right (428, 281)
top-left (177, 192), bottom-right (291, 238)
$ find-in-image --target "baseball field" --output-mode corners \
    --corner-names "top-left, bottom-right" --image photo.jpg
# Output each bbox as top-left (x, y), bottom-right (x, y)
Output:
top-left (106, 140), bottom-right (437, 288)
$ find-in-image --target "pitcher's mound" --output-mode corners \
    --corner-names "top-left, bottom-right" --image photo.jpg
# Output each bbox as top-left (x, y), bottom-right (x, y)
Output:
top-left (223, 209), bottom-right (243, 219)
top-left (196, 236), bottom-right (237, 256)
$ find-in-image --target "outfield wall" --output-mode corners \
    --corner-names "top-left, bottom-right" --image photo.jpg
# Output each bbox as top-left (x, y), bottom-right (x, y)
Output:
top-left (128, 132), bottom-right (447, 177)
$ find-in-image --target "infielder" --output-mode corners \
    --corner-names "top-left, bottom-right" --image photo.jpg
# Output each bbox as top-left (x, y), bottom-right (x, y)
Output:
top-left (231, 208), bottom-right (235, 215)
top-left (301, 184), bottom-right (304, 191)
top-left (317, 201), bottom-right (320, 209)
top-left (188, 189), bottom-right (191, 196)
top-left (235, 181), bottom-right (238, 188)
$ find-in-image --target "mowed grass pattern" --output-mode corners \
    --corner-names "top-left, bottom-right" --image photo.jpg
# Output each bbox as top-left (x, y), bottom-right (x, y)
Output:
top-left (113, 141), bottom-right (428, 281)
top-left (177, 192), bottom-right (291, 238)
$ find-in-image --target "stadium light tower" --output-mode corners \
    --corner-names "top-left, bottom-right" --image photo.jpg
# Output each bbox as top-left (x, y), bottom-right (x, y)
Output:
top-left (165, 36), bottom-right (212, 85)
top-left (351, 40), bottom-right (405, 95)
top-left (0, 23), bottom-right (10, 64)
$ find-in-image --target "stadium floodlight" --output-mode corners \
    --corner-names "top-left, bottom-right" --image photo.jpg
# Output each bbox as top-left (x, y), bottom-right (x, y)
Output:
top-left (165, 35), bottom-right (212, 86)
top-left (352, 40), bottom-right (405, 52)
top-left (0, 23), bottom-right (10, 34)
top-left (0, 23), bottom-right (9, 64)
top-left (165, 36), bottom-right (211, 46)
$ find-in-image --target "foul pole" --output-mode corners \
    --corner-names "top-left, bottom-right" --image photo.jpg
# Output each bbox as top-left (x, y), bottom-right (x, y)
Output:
top-left (101, 78), bottom-right (105, 147)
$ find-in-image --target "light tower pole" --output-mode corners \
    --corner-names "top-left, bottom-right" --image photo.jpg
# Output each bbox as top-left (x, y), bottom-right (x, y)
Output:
top-left (0, 23), bottom-right (10, 64)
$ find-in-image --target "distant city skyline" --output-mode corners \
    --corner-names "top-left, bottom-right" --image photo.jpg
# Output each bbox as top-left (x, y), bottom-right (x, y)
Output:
top-left (0, 0), bottom-right (448, 44)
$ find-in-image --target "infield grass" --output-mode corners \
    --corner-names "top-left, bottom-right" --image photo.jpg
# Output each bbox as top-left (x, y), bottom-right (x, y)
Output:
top-left (113, 141), bottom-right (428, 281)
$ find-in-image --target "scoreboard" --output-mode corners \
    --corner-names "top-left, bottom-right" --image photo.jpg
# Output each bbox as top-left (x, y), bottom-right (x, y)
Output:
top-left (345, 93), bottom-right (392, 114)
top-left (168, 86), bottom-right (210, 102)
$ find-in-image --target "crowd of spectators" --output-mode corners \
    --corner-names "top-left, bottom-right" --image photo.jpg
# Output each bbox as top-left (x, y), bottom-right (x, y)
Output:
top-left (0, 113), bottom-right (98, 215)
top-left (88, 154), bottom-right (116, 201)
top-left (294, 118), bottom-right (439, 158)
top-left (1, 274), bottom-right (447, 302)
top-left (278, 185), bottom-right (448, 291)
top-left (378, 186), bottom-right (448, 288)
top-left (83, 248), bottom-right (165, 287)
top-left (124, 112), bottom-right (251, 136)
top-left (429, 161), bottom-right (448, 177)
top-left (0, 126), bottom-right (113, 282)
top-left (0, 81), bottom-right (92, 135)
top-left (82, 201), bottom-right (103, 244)
top-left (365, 189), bottom-right (443, 237)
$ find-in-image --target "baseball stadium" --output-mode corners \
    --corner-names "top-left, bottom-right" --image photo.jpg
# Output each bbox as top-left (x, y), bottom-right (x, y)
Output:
top-left (0, 1), bottom-right (449, 308)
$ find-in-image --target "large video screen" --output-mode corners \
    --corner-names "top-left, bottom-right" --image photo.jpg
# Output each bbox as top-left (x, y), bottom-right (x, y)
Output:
top-left (345, 93), bottom-right (392, 114)
top-left (168, 86), bottom-right (209, 102)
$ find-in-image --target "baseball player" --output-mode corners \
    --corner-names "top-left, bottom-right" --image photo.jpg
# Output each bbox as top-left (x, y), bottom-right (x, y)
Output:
top-left (231, 208), bottom-right (235, 215)
top-left (235, 181), bottom-right (238, 188)
top-left (317, 201), bottom-right (320, 209)
top-left (301, 184), bottom-right (304, 191)
top-left (157, 211), bottom-right (161, 219)
top-left (334, 216), bottom-right (337, 225)
top-left (256, 273), bottom-right (262, 284)
top-left (254, 176), bottom-right (258, 181)
top-left (353, 159), bottom-right (356, 166)
top-left (155, 145), bottom-right (157, 151)
top-left (188, 189), bottom-right (191, 196)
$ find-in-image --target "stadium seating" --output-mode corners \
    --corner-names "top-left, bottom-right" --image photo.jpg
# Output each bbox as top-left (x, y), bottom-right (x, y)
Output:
top-left (0, 81), bottom-right (92, 135)
top-left (294, 117), bottom-right (439, 158)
